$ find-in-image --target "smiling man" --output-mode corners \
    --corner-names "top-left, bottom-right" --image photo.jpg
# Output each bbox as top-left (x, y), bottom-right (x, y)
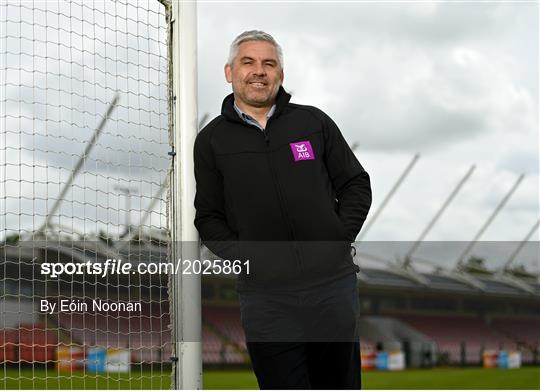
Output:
top-left (194, 30), bottom-right (372, 389)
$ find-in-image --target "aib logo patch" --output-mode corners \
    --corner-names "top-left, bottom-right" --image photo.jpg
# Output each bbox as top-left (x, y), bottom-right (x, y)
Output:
top-left (290, 141), bottom-right (315, 162)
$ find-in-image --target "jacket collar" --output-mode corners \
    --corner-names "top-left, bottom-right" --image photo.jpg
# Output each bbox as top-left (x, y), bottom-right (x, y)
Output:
top-left (221, 85), bottom-right (291, 123)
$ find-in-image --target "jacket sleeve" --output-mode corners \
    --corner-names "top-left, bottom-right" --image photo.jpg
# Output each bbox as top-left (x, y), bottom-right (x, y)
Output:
top-left (321, 111), bottom-right (372, 242)
top-left (193, 129), bottom-right (240, 260)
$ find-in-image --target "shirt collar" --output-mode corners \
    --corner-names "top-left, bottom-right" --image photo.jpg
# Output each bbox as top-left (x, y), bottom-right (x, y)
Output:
top-left (221, 86), bottom-right (291, 125)
top-left (233, 102), bottom-right (276, 129)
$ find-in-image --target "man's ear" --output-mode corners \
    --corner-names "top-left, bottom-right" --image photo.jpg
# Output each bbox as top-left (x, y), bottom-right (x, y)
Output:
top-left (224, 63), bottom-right (232, 83)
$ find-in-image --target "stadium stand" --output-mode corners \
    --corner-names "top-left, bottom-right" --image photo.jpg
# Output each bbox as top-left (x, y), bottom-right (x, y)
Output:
top-left (202, 326), bottom-right (224, 364)
top-left (491, 317), bottom-right (540, 347)
top-left (0, 323), bottom-right (57, 364)
top-left (0, 329), bottom-right (17, 363)
top-left (51, 300), bottom-right (246, 364)
top-left (18, 323), bottom-right (57, 364)
top-left (491, 317), bottom-right (540, 363)
top-left (394, 314), bottom-right (518, 364)
top-left (1, 241), bottom-right (539, 368)
top-left (358, 316), bottom-right (436, 367)
top-left (202, 306), bottom-right (247, 364)
top-left (53, 300), bottom-right (171, 363)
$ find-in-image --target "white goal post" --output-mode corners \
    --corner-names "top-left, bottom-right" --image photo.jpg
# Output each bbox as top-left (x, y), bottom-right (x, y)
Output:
top-left (168, 0), bottom-right (202, 389)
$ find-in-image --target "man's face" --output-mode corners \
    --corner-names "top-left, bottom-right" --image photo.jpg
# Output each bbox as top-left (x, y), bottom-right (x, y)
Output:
top-left (225, 40), bottom-right (284, 108)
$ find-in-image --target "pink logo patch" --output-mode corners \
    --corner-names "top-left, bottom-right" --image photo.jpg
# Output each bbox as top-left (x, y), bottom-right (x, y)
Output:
top-left (290, 141), bottom-right (315, 161)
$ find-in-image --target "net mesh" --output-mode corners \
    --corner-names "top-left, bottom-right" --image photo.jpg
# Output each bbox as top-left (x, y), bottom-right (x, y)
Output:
top-left (1, 0), bottom-right (172, 388)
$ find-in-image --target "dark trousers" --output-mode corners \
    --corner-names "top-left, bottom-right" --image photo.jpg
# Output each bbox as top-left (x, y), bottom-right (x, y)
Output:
top-left (239, 273), bottom-right (361, 389)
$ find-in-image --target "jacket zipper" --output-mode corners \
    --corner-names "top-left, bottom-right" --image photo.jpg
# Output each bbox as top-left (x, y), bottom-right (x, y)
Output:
top-left (246, 121), bottom-right (304, 271)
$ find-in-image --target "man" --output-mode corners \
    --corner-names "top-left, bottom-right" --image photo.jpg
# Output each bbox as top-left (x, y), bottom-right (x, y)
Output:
top-left (194, 31), bottom-right (371, 389)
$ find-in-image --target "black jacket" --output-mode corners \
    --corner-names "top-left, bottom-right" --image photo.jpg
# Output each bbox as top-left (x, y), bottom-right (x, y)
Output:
top-left (194, 86), bottom-right (372, 292)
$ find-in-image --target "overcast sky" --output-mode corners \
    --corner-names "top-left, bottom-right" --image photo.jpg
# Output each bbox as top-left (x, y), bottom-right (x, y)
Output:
top-left (1, 1), bottom-right (538, 272)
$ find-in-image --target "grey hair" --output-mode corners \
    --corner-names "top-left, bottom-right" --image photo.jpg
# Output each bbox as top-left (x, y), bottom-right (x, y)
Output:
top-left (227, 30), bottom-right (283, 69)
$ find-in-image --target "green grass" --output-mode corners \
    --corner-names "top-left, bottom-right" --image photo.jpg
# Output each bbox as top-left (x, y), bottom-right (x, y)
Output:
top-left (0, 367), bottom-right (538, 389)
top-left (361, 367), bottom-right (540, 390)
top-left (0, 368), bottom-right (169, 389)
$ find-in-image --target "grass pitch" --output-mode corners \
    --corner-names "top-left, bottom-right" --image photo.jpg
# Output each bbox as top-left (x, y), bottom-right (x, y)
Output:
top-left (0, 366), bottom-right (538, 389)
